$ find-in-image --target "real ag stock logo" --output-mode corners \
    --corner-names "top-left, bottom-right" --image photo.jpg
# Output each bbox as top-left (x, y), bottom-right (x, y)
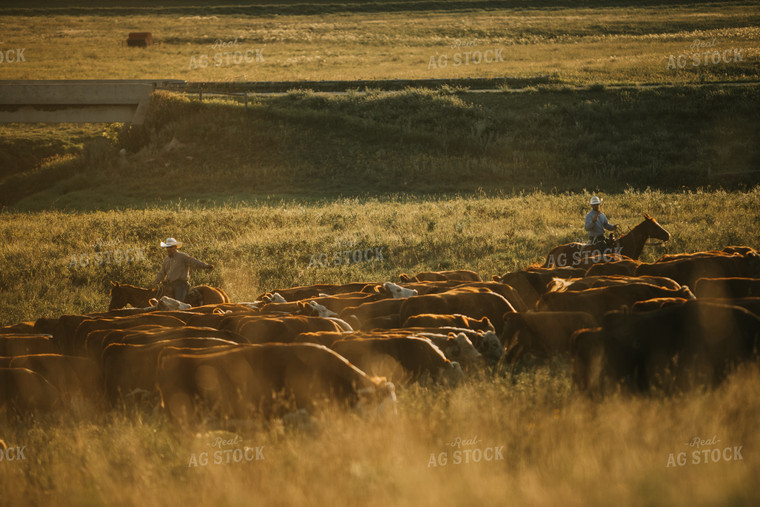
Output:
top-left (187, 433), bottom-right (265, 467)
top-left (666, 38), bottom-right (744, 70)
top-left (427, 39), bottom-right (505, 70)
top-left (0, 48), bottom-right (26, 64)
top-left (427, 435), bottom-right (505, 468)
top-left (0, 441), bottom-right (27, 463)
top-left (188, 38), bottom-right (264, 70)
top-left (666, 434), bottom-right (744, 468)
top-left (68, 238), bottom-right (147, 269)
top-left (308, 239), bottom-right (386, 268)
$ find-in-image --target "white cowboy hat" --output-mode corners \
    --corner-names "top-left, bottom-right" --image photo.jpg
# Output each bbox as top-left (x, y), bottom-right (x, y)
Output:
top-left (160, 237), bottom-right (182, 248)
top-left (589, 196), bottom-right (603, 205)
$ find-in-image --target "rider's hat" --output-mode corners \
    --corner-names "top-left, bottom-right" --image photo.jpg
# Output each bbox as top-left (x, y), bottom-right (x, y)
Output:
top-left (160, 237), bottom-right (182, 248)
top-left (589, 196), bottom-right (602, 205)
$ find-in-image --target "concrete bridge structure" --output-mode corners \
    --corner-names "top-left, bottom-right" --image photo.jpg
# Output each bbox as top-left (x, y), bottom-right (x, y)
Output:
top-left (0, 80), bottom-right (184, 124)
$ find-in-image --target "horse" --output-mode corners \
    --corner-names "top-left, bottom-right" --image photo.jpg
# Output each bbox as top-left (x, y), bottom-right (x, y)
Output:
top-left (109, 282), bottom-right (156, 310)
top-left (109, 281), bottom-right (230, 310)
top-left (542, 214), bottom-right (671, 268)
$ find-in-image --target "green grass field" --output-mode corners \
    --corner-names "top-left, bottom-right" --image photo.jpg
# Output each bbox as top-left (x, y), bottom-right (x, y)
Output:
top-left (1, 1), bottom-right (760, 505)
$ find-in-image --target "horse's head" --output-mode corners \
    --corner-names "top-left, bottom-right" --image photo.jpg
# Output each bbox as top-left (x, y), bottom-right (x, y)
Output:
top-left (108, 281), bottom-right (126, 311)
top-left (640, 214), bottom-right (671, 242)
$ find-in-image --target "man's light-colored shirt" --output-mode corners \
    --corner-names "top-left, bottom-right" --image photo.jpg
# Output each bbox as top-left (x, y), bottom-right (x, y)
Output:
top-left (585, 210), bottom-right (615, 239)
top-left (154, 251), bottom-right (209, 284)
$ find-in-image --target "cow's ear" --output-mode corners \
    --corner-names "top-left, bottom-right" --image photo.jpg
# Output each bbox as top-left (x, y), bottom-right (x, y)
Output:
top-left (399, 273), bottom-right (410, 282)
top-left (111, 281), bottom-right (118, 287)
top-left (491, 275), bottom-right (501, 282)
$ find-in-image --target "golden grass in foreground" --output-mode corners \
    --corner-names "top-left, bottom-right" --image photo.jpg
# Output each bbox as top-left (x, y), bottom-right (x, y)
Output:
top-left (1, 363), bottom-right (758, 506)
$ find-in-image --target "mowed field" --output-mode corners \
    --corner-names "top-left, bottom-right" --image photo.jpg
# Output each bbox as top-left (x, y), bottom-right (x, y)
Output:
top-left (1, 1), bottom-right (760, 506)
top-left (0, 1), bottom-right (758, 84)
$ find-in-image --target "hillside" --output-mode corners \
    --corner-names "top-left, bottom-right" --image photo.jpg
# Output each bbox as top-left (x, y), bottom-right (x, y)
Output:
top-left (1, 85), bottom-right (759, 211)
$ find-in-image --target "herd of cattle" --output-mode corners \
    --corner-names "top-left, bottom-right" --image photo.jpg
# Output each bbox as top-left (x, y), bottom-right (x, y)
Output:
top-left (1, 245), bottom-right (760, 425)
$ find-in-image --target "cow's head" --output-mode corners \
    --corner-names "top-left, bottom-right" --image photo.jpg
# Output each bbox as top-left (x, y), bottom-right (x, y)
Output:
top-left (441, 361), bottom-right (464, 386)
top-left (677, 286), bottom-right (697, 300)
top-left (442, 333), bottom-right (483, 368)
top-left (479, 330), bottom-right (503, 364)
top-left (262, 292), bottom-right (287, 304)
top-left (156, 296), bottom-right (191, 311)
top-left (383, 282), bottom-right (418, 299)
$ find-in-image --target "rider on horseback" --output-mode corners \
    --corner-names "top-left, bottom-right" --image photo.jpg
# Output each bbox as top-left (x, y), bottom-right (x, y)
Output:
top-left (153, 237), bottom-right (214, 303)
top-left (585, 196), bottom-right (618, 247)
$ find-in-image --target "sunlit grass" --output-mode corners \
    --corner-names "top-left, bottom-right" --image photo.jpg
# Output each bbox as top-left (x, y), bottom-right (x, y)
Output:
top-left (0, 3), bottom-right (757, 83)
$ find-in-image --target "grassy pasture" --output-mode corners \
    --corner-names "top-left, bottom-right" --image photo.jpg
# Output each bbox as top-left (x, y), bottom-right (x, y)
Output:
top-left (0, 2), bottom-right (757, 83)
top-left (1, 188), bottom-right (758, 326)
top-left (1, 2), bottom-right (759, 505)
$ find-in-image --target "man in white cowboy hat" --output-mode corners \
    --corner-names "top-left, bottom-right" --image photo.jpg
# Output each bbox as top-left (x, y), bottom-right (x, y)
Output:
top-left (585, 196), bottom-right (617, 246)
top-left (153, 237), bottom-right (214, 303)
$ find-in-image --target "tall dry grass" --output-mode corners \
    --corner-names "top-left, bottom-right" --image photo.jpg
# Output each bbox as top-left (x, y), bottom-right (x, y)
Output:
top-left (1, 362), bottom-right (758, 506)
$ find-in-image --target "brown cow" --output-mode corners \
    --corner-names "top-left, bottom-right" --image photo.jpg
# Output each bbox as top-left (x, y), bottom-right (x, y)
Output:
top-left (0, 368), bottom-right (62, 414)
top-left (331, 336), bottom-right (463, 386)
top-left (451, 281), bottom-right (527, 312)
top-left (157, 344), bottom-right (397, 425)
top-left (84, 325), bottom-right (165, 361)
top-left (89, 326), bottom-right (247, 362)
top-left (699, 298), bottom-right (760, 318)
top-left (656, 250), bottom-right (730, 262)
top-left (694, 277), bottom-right (760, 299)
top-left (537, 284), bottom-right (695, 321)
top-left (585, 259), bottom-right (641, 276)
top-left (0, 322), bottom-right (36, 334)
top-left (290, 331), bottom-right (347, 347)
top-left (631, 297), bottom-right (689, 312)
top-left (723, 246), bottom-right (757, 256)
top-left (0, 335), bottom-right (59, 356)
top-left (68, 314), bottom-right (187, 355)
top-left (307, 329), bottom-right (483, 370)
top-left (495, 268), bottom-right (585, 308)
top-left (635, 252), bottom-right (760, 288)
top-left (257, 283), bottom-right (374, 302)
top-left (8, 354), bottom-right (101, 404)
top-left (398, 287), bottom-right (516, 335)
top-left (574, 301), bottom-right (760, 395)
top-left (385, 326), bottom-right (502, 365)
top-left (220, 315), bottom-right (350, 344)
top-left (402, 313), bottom-right (494, 332)
top-left (394, 281), bottom-right (462, 295)
top-left (400, 270), bottom-right (481, 282)
top-left (339, 298), bottom-right (406, 331)
top-left (501, 311), bottom-right (597, 364)
top-left (262, 294), bottom-right (383, 316)
top-left (549, 275), bottom-right (680, 292)
top-left (102, 338), bottom-right (239, 403)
